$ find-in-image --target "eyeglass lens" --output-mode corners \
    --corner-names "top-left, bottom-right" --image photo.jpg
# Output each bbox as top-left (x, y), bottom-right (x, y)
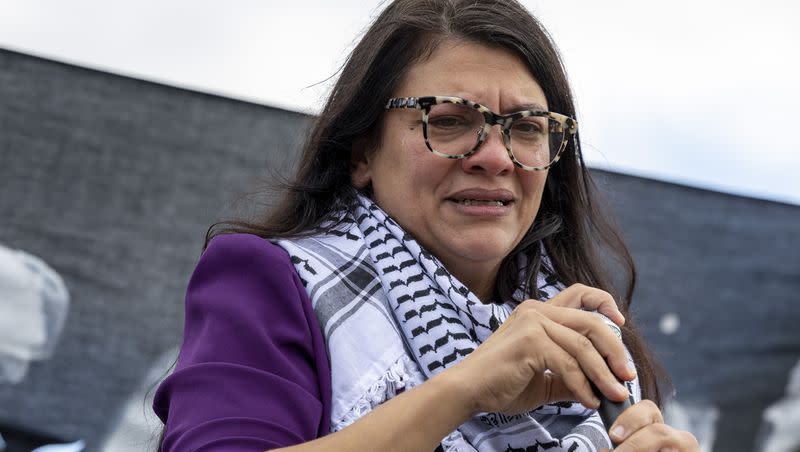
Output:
top-left (425, 103), bottom-right (563, 167)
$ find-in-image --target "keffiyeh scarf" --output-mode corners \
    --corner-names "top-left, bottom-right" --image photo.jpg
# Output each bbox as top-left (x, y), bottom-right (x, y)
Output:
top-left (276, 194), bottom-right (640, 451)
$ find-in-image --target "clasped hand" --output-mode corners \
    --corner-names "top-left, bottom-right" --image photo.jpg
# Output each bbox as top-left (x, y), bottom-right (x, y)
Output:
top-left (445, 284), bottom-right (699, 452)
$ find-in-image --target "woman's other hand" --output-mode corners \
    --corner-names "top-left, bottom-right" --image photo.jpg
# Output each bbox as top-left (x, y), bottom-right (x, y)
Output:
top-left (445, 297), bottom-right (637, 415)
top-left (600, 400), bottom-right (700, 452)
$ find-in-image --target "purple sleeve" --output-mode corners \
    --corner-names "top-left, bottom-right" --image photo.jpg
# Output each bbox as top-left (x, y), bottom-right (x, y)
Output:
top-left (153, 233), bottom-right (332, 451)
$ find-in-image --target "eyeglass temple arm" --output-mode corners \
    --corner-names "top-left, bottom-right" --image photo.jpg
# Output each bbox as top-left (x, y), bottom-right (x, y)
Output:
top-left (385, 97), bottom-right (423, 110)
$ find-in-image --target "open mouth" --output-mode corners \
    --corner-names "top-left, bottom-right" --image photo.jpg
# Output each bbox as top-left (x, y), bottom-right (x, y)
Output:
top-left (453, 199), bottom-right (511, 207)
top-left (447, 189), bottom-right (515, 210)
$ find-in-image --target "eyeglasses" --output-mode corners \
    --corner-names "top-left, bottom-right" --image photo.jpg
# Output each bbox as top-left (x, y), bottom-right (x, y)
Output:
top-left (385, 96), bottom-right (578, 171)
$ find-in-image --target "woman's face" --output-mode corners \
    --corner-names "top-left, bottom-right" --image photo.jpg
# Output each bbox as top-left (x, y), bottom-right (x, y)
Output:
top-left (351, 40), bottom-right (550, 300)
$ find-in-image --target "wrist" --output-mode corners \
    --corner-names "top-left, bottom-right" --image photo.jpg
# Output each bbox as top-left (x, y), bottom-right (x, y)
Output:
top-left (429, 366), bottom-right (478, 423)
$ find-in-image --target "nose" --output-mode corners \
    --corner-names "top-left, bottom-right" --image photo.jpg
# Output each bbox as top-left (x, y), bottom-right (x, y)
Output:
top-left (460, 124), bottom-right (514, 176)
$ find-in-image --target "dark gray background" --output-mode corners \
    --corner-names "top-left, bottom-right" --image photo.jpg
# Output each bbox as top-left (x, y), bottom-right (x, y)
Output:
top-left (1, 48), bottom-right (798, 451)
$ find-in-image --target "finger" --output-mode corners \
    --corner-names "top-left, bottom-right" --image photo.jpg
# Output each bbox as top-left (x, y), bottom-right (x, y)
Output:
top-left (541, 319), bottom-right (630, 402)
top-left (510, 372), bottom-right (579, 413)
top-left (612, 423), bottom-right (699, 452)
top-left (541, 373), bottom-right (578, 405)
top-left (534, 337), bottom-right (600, 409)
top-left (545, 284), bottom-right (625, 326)
top-left (532, 302), bottom-right (636, 382)
top-left (608, 399), bottom-right (663, 444)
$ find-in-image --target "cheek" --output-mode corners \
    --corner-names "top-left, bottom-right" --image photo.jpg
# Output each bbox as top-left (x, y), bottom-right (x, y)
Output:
top-left (522, 171), bottom-right (548, 197)
top-left (398, 135), bottom-right (449, 188)
top-left (519, 173), bottom-right (548, 215)
top-left (371, 139), bottom-right (434, 207)
top-left (401, 130), bottom-right (432, 165)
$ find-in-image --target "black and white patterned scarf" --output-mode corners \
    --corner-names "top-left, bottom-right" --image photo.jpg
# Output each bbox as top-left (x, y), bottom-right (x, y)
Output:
top-left (276, 194), bottom-right (639, 451)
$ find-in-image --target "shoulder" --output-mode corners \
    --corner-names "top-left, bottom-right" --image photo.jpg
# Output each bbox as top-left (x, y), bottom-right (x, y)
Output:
top-left (199, 232), bottom-right (296, 276)
top-left (187, 233), bottom-right (302, 313)
top-left (155, 233), bottom-right (332, 447)
top-left (177, 233), bottom-right (321, 377)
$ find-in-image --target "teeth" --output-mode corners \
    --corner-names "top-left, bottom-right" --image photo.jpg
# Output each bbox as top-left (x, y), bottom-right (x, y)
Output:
top-left (458, 199), bottom-right (506, 206)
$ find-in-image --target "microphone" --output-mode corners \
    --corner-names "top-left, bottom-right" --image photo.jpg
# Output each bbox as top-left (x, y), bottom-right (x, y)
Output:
top-left (592, 313), bottom-right (636, 433)
top-left (593, 379), bottom-right (635, 432)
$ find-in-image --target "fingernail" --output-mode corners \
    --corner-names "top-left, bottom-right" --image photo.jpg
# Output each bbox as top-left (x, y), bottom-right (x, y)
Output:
top-left (617, 383), bottom-right (628, 396)
top-left (610, 425), bottom-right (625, 440)
top-left (626, 362), bottom-right (637, 376)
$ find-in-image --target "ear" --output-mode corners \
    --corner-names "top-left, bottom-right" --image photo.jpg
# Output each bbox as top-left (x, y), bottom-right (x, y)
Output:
top-left (350, 138), bottom-right (373, 189)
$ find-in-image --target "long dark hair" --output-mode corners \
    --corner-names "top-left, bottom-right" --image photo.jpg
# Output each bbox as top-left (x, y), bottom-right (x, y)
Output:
top-left (208, 0), bottom-right (666, 405)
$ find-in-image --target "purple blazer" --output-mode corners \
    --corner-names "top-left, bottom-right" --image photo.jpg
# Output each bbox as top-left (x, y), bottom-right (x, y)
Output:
top-left (153, 233), bottom-right (332, 451)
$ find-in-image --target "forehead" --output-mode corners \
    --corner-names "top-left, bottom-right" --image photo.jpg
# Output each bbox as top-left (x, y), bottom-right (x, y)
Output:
top-left (394, 39), bottom-right (548, 110)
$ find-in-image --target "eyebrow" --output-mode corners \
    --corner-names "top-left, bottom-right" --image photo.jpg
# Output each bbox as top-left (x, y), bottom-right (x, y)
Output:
top-left (447, 92), bottom-right (547, 113)
top-left (504, 102), bottom-right (548, 113)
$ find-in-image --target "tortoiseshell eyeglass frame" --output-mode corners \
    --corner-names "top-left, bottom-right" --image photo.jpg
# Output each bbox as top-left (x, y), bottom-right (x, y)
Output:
top-left (385, 96), bottom-right (578, 171)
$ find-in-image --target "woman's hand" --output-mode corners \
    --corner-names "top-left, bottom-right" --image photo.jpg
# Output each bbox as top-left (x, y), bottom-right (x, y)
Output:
top-left (600, 400), bottom-right (700, 452)
top-left (444, 288), bottom-right (637, 416)
top-left (545, 283), bottom-right (625, 327)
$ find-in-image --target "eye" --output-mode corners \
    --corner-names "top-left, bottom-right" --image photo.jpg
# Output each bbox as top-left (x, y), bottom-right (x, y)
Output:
top-left (511, 118), bottom-right (545, 135)
top-left (427, 103), bottom-right (483, 132)
top-left (428, 115), bottom-right (470, 129)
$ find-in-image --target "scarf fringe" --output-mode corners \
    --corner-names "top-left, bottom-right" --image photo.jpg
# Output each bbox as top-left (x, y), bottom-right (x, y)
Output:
top-left (442, 430), bottom-right (476, 451)
top-left (332, 354), bottom-right (426, 431)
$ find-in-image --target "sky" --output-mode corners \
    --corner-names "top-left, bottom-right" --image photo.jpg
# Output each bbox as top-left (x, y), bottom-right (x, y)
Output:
top-left (1, 0), bottom-right (798, 205)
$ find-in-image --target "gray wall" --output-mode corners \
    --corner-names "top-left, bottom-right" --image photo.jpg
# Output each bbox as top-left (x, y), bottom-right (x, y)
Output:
top-left (1, 49), bottom-right (798, 451)
top-left (0, 48), bottom-right (310, 449)
top-left (596, 172), bottom-right (800, 451)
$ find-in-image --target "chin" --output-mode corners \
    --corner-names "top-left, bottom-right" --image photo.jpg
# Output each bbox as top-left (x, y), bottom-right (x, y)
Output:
top-left (450, 237), bottom-right (516, 264)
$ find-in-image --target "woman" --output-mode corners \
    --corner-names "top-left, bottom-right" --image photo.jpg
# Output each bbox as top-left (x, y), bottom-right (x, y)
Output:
top-left (154, 0), bottom-right (699, 450)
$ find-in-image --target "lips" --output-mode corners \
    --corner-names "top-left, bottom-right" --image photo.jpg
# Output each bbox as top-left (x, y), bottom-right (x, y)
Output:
top-left (447, 188), bottom-right (515, 206)
top-left (455, 199), bottom-right (507, 206)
